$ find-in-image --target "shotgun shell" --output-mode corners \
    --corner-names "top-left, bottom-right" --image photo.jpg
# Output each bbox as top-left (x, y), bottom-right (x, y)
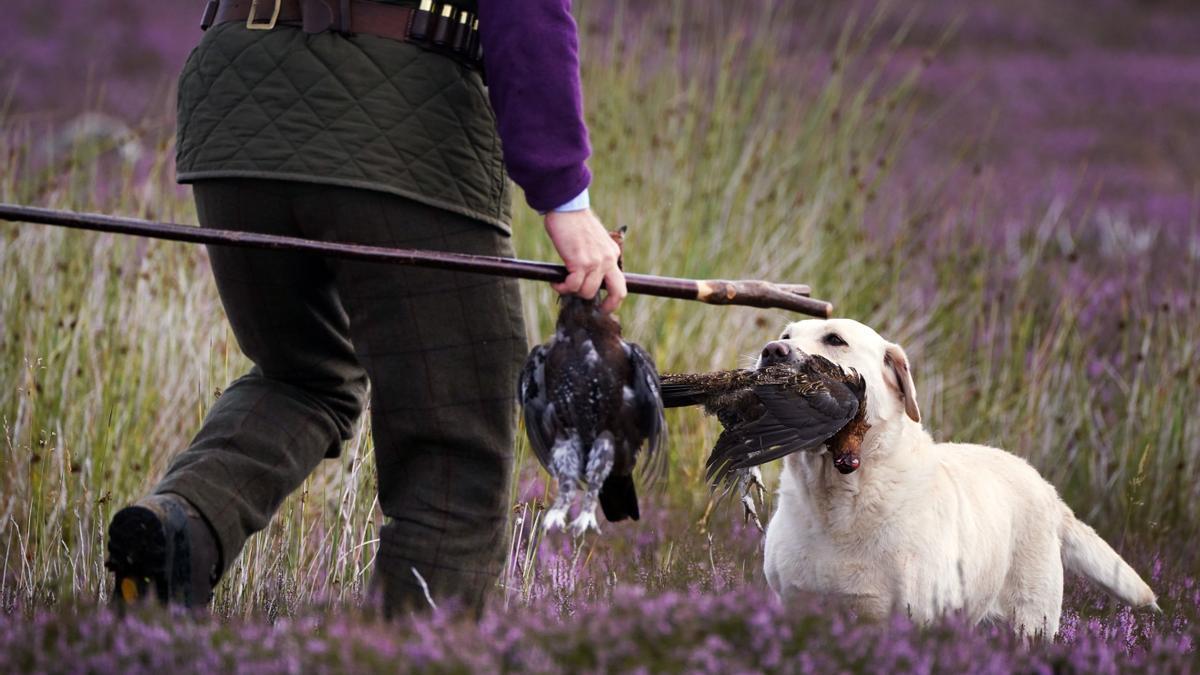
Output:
top-left (410, 0), bottom-right (434, 40)
top-left (431, 3), bottom-right (454, 46)
top-left (453, 11), bottom-right (471, 53)
top-left (467, 17), bottom-right (480, 56)
top-left (471, 18), bottom-right (483, 61)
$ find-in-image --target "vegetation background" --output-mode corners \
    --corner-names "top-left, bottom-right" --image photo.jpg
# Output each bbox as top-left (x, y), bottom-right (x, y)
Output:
top-left (1, 0), bottom-right (1197, 671)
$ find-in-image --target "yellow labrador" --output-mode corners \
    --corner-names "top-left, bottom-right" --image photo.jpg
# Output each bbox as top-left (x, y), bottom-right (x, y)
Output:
top-left (761, 319), bottom-right (1158, 637)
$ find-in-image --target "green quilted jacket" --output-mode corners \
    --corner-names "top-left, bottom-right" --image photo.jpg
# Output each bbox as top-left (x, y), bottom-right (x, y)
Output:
top-left (175, 5), bottom-right (512, 232)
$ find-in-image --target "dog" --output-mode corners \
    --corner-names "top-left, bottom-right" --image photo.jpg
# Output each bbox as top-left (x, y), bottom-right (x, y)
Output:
top-left (760, 318), bottom-right (1158, 637)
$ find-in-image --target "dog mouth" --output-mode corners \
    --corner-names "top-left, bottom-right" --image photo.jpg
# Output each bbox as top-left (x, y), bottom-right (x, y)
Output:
top-left (828, 404), bottom-right (870, 475)
top-left (831, 449), bottom-right (860, 474)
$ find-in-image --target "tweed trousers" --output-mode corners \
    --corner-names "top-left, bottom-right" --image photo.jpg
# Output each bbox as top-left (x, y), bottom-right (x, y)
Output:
top-left (153, 178), bottom-right (527, 615)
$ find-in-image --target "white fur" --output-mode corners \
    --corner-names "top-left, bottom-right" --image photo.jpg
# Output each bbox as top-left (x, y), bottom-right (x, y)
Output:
top-left (761, 319), bottom-right (1158, 638)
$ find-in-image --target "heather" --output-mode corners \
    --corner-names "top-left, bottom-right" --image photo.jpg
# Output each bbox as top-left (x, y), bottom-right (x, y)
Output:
top-left (1, 579), bottom-right (1197, 673)
top-left (2, 0), bottom-right (1199, 672)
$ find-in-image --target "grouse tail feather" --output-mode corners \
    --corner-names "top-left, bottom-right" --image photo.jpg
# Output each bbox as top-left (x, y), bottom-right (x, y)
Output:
top-left (599, 474), bottom-right (640, 522)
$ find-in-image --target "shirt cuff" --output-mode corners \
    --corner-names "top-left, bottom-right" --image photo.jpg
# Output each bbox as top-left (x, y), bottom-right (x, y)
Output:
top-left (551, 187), bottom-right (590, 213)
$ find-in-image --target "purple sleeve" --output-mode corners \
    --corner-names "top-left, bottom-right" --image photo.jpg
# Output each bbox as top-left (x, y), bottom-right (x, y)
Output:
top-left (477, 0), bottom-right (592, 212)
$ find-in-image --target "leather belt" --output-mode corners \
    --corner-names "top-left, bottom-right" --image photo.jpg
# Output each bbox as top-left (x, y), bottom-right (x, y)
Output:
top-left (200, 0), bottom-right (484, 71)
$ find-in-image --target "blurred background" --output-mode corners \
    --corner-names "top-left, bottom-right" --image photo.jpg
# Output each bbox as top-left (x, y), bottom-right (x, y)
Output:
top-left (5, 0), bottom-right (1199, 234)
top-left (0, 0), bottom-right (1197, 664)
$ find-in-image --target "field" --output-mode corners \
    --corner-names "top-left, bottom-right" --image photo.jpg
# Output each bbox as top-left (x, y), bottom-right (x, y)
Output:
top-left (1, 0), bottom-right (1198, 672)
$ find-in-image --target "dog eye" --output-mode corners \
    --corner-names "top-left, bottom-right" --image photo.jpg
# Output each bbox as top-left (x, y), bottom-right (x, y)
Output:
top-left (822, 333), bottom-right (847, 347)
top-left (781, 332), bottom-right (791, 340)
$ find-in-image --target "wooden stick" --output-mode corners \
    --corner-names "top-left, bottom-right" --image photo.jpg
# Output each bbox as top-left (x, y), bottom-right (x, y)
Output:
top-left (0, 203), bottom-right (833, 317)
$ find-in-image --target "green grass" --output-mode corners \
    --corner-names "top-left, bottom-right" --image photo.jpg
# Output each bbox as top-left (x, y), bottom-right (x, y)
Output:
top-left (1, 2), bottom-right (1197, 621)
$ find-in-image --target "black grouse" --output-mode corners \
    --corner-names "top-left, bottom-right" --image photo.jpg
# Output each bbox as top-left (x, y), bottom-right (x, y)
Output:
top-left (660, 341), bottom-right (867, 528)
top-left (519, 240), bottom-right (666, 534)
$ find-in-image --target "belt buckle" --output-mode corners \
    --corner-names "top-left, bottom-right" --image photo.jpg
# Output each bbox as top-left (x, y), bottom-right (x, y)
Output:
top-left (246, 0), bottom-right (282, 30)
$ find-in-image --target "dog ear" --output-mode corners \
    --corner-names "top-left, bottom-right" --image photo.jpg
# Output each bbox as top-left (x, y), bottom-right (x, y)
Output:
top-left (884, 343), bottom-right (921, 423)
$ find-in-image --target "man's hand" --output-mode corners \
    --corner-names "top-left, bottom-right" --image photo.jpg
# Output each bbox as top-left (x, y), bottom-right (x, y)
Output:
top-left (544, 208), bottom-right (626, 313)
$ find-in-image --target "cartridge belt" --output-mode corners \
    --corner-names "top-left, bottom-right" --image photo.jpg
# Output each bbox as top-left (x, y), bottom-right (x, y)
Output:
top-left (201, 0), bottom-right (484, 71)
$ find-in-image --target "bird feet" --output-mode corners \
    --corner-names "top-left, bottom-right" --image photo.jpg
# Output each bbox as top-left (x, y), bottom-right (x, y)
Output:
top-left (738, 467), bottom-right (767, 533)
top-left (570, 507), bottom-right (601, 536)
top-left (543, 491), bottom-right (602, 536)
top-left (741, 493), bottom-right (762, 532)
top-left (543, 503), bottom-right (570, 532)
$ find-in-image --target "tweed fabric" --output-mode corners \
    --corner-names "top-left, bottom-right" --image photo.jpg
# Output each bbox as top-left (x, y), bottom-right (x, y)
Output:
top-left (154, 178), bottom-right (527, 614)
top-left (175, 22), bottom-right (511, 231)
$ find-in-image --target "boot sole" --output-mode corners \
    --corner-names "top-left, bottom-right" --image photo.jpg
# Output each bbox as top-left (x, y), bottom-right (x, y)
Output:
top-left (106, 504), bottom-right (189, 606)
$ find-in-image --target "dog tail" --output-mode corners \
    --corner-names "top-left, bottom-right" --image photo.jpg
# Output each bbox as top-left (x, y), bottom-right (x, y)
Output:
top-left (1059, 505), bottom-right (1158, 610)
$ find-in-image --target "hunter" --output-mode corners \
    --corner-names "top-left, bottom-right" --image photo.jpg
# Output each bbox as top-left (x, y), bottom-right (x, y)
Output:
top-left (104, 0), bottom-right (624, 616)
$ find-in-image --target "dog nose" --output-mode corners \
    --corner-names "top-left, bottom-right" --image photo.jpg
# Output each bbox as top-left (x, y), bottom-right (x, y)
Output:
top-left (761, 341), bottom-right (792, 364)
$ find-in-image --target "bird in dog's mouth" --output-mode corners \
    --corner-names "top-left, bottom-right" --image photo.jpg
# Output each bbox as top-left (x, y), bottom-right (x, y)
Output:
top-left (824, 396), bottom-right (868, 474)
top-left (757, 340), bottom-right (870, 475)
top-left (659, 340), bottom-right (869, 527)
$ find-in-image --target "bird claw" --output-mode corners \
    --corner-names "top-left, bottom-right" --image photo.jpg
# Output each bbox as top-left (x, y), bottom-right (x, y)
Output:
top-left (570, 508), bottom-right (600, 536)
top-left (739, 467), bottom-right (766, 533)
top-left (742, 492), bottom-right (764, 533)
top-left (748, 466), bottom-right (766, 499)
top-left (543, 506), bottom-right (569, 532)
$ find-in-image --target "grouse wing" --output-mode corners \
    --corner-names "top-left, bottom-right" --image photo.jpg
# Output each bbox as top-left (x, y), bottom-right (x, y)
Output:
top-left (626, 342), bottom-right (668, 486)
top-left (517, 343), bottom-right (556, 472)
top-left (704, 363), bottom-right (864, 486)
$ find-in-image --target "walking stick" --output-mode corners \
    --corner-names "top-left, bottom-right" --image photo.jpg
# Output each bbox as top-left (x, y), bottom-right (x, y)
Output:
top-left (0, 203), bottom-right (833, 317)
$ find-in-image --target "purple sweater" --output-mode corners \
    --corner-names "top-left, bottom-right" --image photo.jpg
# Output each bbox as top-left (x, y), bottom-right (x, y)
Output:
top-left (477, 0), bottom-right (592, 212)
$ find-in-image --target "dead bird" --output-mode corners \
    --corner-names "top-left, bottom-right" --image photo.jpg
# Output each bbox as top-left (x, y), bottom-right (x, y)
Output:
top-left (519, 232), bottom-right (666, 535)
top-left (661, 341), bottom-right (867, 528)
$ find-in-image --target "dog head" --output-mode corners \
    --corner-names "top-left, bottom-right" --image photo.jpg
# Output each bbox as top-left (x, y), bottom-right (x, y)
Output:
top-left (759, 318), bottom-right (921, 433)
